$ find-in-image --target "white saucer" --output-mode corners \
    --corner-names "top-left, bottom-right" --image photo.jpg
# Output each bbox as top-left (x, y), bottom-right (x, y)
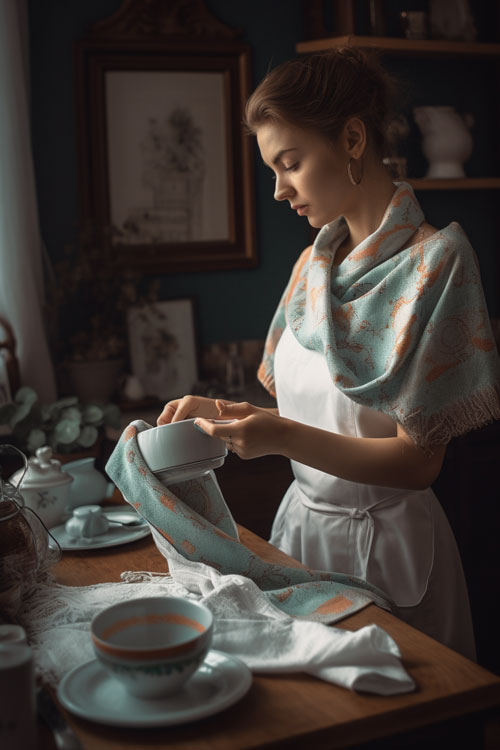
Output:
top-left (57, 650), bottom-right (252, 727)
top-left (49, 509), bottom-right (150, 551)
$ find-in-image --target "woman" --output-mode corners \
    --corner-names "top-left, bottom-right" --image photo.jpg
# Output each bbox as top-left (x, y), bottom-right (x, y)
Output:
top-left (157, 48), bottom-right (500, 660)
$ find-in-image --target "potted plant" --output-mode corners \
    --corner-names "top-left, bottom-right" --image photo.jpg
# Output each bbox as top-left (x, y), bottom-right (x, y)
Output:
top-left (0, 386), bottom-right (121, 458)
top-left (46, 226), bottom-right (160, 403)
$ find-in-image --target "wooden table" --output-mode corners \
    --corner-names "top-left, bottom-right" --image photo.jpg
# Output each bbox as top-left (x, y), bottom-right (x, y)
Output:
top-left (39, 515), bottom-right (500, 749)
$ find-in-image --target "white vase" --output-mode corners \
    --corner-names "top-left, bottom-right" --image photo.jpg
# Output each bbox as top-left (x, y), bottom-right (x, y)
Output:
top-left (413, 106), bottom-right (474, 179)
top-left (428, 0), bottom-right (476, 41)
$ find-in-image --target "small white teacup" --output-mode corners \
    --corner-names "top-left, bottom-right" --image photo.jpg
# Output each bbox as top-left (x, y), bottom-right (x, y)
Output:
top-left (90, 596), bottom-right (213, 699)
top-left (65, 504), bottom-right (109, 540)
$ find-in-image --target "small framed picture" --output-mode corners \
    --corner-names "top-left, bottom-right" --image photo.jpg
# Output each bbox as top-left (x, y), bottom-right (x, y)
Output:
top-left (127, 298), bottom-right (198, 401)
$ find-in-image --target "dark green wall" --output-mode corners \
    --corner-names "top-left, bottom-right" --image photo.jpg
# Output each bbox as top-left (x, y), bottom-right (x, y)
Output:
top-left (28, 0), bottom-right (499, 353)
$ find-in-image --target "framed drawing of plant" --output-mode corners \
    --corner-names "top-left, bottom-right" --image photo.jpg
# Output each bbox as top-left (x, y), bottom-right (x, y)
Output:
top-left (127, 298), bottom-right (198, 401)
top-left (74, 0), bottom-right (256, 272)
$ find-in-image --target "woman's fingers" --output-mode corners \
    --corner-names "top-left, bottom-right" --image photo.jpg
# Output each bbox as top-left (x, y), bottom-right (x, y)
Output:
top-left (194, 403), bottom-right (256, 457)
top-left (157, 401), bottom-right (179, 425)
top-left (215, 399), bottom-right (232, 414)
top-left (157, 396), bottom-right (220, 425)
top-left (215, 400), bottom-right (256, 418)
top-left (170, 397), bottom-right (196, 423)
top-left (195, 418), bottom-right (240, 456)
top-left (195, 402), bottom-right (256, 446)
top-left (195, 406), bottom-right (286, 460)
top-left (194, 417), bottom-right (234, 438)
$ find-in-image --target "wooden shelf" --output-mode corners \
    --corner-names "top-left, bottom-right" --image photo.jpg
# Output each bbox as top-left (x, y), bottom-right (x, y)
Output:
top-left (408, 177), bottom-right (500, 190)
top-left (296, 35), bottom-right (500, 58)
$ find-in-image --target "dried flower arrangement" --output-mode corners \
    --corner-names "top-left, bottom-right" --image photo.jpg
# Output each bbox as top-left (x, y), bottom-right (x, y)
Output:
top-left (45, 226), bottom-right (161, 365)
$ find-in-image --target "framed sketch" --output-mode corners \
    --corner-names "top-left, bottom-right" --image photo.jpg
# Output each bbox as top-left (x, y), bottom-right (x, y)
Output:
top-left (74, 3), bottom-right (256, 272)
top-left (128, 298), bottom-right (198, 401)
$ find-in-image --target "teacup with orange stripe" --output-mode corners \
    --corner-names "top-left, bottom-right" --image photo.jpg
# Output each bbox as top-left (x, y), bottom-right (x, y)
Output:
top-left (91, 596), bottom-right (213, 698)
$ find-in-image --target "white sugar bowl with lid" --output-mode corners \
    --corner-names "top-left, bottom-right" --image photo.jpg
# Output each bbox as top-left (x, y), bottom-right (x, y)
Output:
top-left (11, 446), bottom-right (73, 529)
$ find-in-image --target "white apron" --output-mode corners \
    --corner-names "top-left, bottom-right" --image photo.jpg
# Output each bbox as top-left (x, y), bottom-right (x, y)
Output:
top-left (270, 326), bottom-right (476, 660)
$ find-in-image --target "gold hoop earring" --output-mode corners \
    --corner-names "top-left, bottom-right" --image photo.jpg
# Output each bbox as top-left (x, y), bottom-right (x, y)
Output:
top-left (348, 158), bottom-right (362, 186)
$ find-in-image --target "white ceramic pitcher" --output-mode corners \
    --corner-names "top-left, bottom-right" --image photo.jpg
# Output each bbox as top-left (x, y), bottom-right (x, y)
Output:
top-left (63, 457), bottom-right (114, 510)
top-left (413, 105), bottom-right (474, 178)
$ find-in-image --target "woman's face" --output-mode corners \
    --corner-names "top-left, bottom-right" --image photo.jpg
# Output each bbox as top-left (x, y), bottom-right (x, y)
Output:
top-left (256, 119), bottom-right (351, 228)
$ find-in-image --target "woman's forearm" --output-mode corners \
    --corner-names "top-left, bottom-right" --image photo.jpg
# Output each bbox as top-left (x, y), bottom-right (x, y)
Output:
top-left (198, 402), bottom-right (446, 490)
top-left (279, 417), bottom-right (445, 491)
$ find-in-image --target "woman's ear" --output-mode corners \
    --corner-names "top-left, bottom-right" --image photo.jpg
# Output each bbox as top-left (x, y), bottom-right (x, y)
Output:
top-left (343, 117), bottom-right (367, 159)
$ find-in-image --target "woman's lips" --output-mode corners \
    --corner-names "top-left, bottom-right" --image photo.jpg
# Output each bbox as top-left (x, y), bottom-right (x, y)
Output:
top-left (292, 204), bottom-right (308, 216)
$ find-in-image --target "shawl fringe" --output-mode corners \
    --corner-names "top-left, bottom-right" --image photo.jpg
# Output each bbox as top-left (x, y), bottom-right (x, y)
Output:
top-left (257, 362), bottom-right (276, 398)
top-left (401, 383), bottom-right (500, 449)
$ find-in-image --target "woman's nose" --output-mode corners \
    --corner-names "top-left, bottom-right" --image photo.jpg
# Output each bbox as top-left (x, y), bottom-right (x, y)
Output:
top-left (274, 176), bottom-right (293, 202)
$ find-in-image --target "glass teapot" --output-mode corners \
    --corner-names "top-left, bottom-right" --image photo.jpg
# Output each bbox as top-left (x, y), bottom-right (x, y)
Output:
top-left (0, 445), bottom-right (61, 618)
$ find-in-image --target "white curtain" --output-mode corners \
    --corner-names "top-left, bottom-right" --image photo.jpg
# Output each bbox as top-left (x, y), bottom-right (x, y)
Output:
top-left (0, 0), bottom-right (56, 402)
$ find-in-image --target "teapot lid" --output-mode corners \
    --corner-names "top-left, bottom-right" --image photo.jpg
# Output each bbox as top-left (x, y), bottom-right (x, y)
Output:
top-left (11, 446), bottom-right (73, 489)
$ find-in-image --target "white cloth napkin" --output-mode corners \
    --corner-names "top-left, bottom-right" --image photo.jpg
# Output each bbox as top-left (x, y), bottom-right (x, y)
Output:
top-left (153, 528), bottom-right (415, 695)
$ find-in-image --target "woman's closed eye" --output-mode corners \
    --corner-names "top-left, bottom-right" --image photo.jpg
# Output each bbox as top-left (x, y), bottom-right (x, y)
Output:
top-left (266, 162), bottom-right (299, 181)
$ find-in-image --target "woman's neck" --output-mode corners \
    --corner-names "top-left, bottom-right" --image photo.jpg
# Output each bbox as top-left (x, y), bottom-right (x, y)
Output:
top-left (334, 163), bottom-right (398, 266)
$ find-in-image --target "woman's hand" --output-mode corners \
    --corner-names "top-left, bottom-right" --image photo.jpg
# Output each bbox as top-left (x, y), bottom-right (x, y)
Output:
top-left (157, 395), bottom-right (233, 425)
top-left (194, 400), bottom-right (287, 460)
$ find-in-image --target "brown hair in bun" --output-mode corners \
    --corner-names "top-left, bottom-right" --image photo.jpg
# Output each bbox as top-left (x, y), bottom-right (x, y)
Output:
top-left (245, 47), bottom-right (398, 157)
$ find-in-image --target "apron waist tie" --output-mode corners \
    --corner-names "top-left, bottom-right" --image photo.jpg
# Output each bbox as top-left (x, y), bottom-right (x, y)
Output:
top-left (296, 487), bottom-right (407, 580)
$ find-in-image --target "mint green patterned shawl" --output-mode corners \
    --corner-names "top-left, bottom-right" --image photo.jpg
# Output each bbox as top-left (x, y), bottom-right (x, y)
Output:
top-left (106, 421), bottom-right (392, 622)
top-left (258, 183), bottom-right (500, 447)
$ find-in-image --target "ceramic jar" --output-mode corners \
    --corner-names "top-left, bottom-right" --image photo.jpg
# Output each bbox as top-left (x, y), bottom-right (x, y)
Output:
top-left (0, 639), bottom-right (37, 750)
top-left (10, 446), bottom-right (73, 528)
top-left (413, 106), bottom-right (474, 178)
top-left (0, 497), bottom-right (39, 617)
top-left (63, 457), bottom-right (114, 509)
top-left (1, 445), bottom-right (60, 617)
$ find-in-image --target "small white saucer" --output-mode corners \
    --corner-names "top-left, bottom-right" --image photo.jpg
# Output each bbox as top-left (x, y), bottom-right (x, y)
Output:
top-left (57, 650), bottom-right (252, 727)
top-left (49, 509), bottom-right (150, 551)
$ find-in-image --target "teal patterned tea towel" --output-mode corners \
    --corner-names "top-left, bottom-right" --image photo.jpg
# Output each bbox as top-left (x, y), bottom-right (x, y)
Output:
top-left (106, 421), bottom-right (393, 624)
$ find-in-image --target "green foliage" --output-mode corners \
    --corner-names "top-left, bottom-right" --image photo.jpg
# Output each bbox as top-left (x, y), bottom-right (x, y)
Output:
top-left (0, 387), bottom-right (121, 456)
